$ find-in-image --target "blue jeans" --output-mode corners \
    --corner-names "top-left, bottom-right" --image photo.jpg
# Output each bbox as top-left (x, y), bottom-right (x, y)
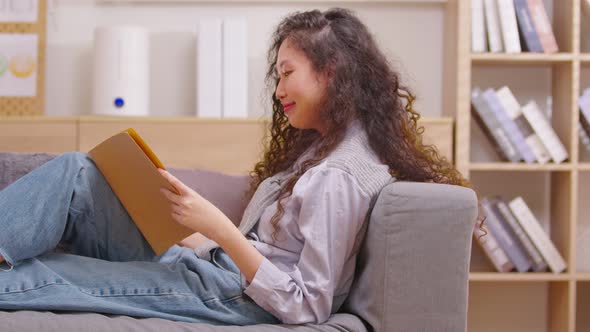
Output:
top-left (0, 152), bottom-right (279, 325)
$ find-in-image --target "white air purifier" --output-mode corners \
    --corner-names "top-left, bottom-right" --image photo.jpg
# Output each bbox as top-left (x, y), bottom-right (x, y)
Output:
top-left (92, 26), bottom-right (149, 116)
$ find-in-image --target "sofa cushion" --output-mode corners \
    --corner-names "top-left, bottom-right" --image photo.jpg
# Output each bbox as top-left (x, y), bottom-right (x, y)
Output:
top-left (0, 311), bottom-right (367, 332)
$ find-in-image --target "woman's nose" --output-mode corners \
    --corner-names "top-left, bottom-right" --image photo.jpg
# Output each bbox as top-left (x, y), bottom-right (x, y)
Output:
top-left (275, 80), bottom-right (286, 100)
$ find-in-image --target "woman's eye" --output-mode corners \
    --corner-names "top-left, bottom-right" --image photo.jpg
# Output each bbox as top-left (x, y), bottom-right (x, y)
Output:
top-left (283, 71), bottom-right (292, 77)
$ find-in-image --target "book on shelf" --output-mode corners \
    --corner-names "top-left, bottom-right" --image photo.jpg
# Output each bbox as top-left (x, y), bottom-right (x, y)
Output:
top-left (482, 88), bottom-right (534, 162)
top-left (483, 0), bottom-right (504, 52)
top-left (88, 128), bottom-right (194, 256)
top-left (580, 92), bottom-right (590, 130)
top-left (471, 88), bottom-right (521, 162)
top-left (576, 223), bottom-right (590, 272)
top-left (492, 196), bottom-right (548, 272)
top-left (578, 126), bottom-right (590, 154)
top-left (508, 196), bottom-right (567, 273)
top-left (513, 0), bottom-right (544, 52)
top-left (521, 100), bottom-right (569, 164)
top-left (482, 197), bottom-right (532, 272)
top-left (496, 0), bottom-right (522, 53)
top-left (495, 86), bottom-right (551, 164)
top-left (471, 0), bottom-right (487, 53)
top-left (526, 0), bottom-right (558, 53)
top-left (580, 93), bottom-right (590, 153)
top-left (473, 218), bottom-right (515, 272)
top-left (473, 0), bottom-right (557, 54)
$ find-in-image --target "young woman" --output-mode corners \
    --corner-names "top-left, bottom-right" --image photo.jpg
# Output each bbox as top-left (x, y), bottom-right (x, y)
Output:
top-left (0, 8), bottom-right (471, 326)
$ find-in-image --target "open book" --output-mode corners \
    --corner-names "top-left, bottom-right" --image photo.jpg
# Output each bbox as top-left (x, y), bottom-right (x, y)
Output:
top-left (88, 128), bottom-right (194, 255)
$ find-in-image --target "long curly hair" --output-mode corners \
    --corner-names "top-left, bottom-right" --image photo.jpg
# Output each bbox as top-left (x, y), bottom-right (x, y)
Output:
top-left (246, 8), bottom-right (477, 241)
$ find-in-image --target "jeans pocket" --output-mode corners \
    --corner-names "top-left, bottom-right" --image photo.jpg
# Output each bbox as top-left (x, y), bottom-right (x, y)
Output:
top-left (210, 248), bottom-right (231, 273)
top-left (210, 248), bottom-right (243, 290)
top-left (0, 261), bottom-right (13, 272)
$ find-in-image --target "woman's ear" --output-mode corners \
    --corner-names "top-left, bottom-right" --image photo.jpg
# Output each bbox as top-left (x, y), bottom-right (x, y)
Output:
top-left (325, 65), bottom-right (336, 81)
top-left (318, 66), bottom-right (335, 84)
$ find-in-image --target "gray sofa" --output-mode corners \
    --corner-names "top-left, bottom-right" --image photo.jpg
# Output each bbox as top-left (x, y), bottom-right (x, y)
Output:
top-left (0, 152), bottom-right (478, 332)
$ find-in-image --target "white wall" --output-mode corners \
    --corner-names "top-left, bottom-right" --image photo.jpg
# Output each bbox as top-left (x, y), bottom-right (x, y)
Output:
top-left (44, 0), bottom-right (445, 117)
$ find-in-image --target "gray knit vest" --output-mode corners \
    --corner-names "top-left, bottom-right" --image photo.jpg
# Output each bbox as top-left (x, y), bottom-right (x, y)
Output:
top-left (193, 122), bottom-right (393, 260)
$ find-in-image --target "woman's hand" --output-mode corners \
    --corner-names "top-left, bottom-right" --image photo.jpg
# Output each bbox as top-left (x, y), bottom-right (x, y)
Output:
top-left (158, 168), bottom-right (236, 242)
top-left (158, 168), bottom-right (265, 283)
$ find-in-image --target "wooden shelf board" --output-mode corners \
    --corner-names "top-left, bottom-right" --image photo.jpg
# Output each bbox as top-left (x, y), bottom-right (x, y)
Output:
top-left (469, 162), bottom-right (574, 171)
top-left (581, 54), bottom-right (590, 63)
top-left (575, 273), bottom-right (590, 281)
top-left (580, 163), bottom-right (590, 171)
top-left (78, 115), bottom-right (268, 124)
top-left (0, 116), bottom-right (77, 122)
top-left (469, 272), bottom-right (571, 282)
top-left (471, 53), bottom-right (574, 65)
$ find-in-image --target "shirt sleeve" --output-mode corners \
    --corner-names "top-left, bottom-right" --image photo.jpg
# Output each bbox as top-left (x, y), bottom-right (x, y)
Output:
top-left (242, 166), bottom-right (371, 324)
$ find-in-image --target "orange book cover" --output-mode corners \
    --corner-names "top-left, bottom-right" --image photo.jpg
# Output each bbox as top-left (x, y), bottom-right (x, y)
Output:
top-left (88, 128), bottom-right (194, 255)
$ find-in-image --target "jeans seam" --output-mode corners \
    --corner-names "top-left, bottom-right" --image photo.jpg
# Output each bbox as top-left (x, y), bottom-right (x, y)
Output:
top-left (75, 290), bottom-right (244, 303)
top-left (76, 287), bottom-right (190, 297)
top-left (69, 165), bottom-right (96, 219)
top-left (1, 281), bottom-right (62, 294)
top-left (203, 293), bottom-right (245, 305)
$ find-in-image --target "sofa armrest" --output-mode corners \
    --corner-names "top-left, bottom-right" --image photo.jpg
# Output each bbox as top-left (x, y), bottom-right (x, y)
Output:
top-left (342, 181), bottom-right (478, 332)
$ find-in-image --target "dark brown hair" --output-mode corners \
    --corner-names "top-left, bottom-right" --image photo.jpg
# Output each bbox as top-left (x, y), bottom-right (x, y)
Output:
top-left (247, 8), bottom-right (477, 240)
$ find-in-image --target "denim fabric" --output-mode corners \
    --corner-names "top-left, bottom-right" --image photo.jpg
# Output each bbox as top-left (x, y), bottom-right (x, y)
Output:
top-left (0, 152), bottom-right (279, 325)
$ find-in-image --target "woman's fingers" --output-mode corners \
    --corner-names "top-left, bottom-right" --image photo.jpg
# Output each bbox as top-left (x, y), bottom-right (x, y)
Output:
top-left (160, 187), bottom-right (180, 204)
top-left (158, 168), bottom-right (189, 195)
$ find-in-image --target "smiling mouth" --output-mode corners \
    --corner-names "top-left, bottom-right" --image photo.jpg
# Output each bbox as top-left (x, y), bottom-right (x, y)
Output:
top-left (283, 103), bottom-right (295, 113)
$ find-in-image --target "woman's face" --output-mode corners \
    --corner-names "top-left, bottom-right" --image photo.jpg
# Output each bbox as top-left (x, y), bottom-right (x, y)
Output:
top-left (274, 38), bottom-right (328, 135)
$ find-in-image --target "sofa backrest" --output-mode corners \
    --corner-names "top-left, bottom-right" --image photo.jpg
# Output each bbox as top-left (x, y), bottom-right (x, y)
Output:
top-left (0, 152), bottom-right (251, 225)
top-left (0, 152), bottom-right (57, 190)
top-left (167, 167), bottom-right (250, 227)
top-left (341, 181), bottom-right (478, 332)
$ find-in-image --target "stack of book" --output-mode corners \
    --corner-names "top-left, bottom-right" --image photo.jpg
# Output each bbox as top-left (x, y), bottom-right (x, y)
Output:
top-left (472, 86), bottom-right (568, 163)
top-left (474, 196), bottom-right (567, 273)
top-left (471, 0), bottom-right (558, 53)
top-left (579, 88), bottom-right (590, 153)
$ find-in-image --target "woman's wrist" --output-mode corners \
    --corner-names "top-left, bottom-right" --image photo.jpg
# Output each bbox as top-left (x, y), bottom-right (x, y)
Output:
top-left (208, 216), bottom-right (239, 245)
top-left (215, 224), bottom-right (264, 283)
